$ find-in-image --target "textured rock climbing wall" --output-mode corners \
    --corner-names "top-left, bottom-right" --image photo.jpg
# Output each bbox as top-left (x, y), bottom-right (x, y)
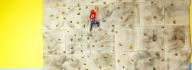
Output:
top-left (43, 0), bottom-right (191, 70)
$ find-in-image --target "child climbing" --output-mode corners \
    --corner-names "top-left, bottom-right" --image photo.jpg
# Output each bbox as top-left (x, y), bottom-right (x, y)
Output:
top-left (89, 9), bottom-right (100, 31)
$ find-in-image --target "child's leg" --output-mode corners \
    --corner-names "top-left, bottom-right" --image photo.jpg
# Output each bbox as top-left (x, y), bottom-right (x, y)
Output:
top-left (90, 19), bottom-right (94, 31)
top-left (90, 22), bottom-right (95, 31)
top-left (96, 21), bottom-right (100, 27)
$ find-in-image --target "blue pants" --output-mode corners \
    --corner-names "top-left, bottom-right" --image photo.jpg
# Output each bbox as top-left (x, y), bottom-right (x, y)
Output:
top-left (90, 19), bottom-right (99, 31)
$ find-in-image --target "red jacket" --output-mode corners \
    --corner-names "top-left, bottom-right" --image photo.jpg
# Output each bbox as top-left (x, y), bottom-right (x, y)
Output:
top-left (89, 9), bottom-right (96, 19)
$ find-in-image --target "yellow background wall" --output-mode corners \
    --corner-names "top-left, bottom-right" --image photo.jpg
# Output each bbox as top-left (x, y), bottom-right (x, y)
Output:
top-left (190, 0), bottom-right (192, 64)
top-left (0, 0), bottom-right (42, 68)
top-left (0, 0), bottom-right (191, 68)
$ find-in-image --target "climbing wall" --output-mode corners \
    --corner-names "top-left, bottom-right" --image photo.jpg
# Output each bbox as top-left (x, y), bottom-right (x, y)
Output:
top-left (43, 0), bottom-right (191, 70)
